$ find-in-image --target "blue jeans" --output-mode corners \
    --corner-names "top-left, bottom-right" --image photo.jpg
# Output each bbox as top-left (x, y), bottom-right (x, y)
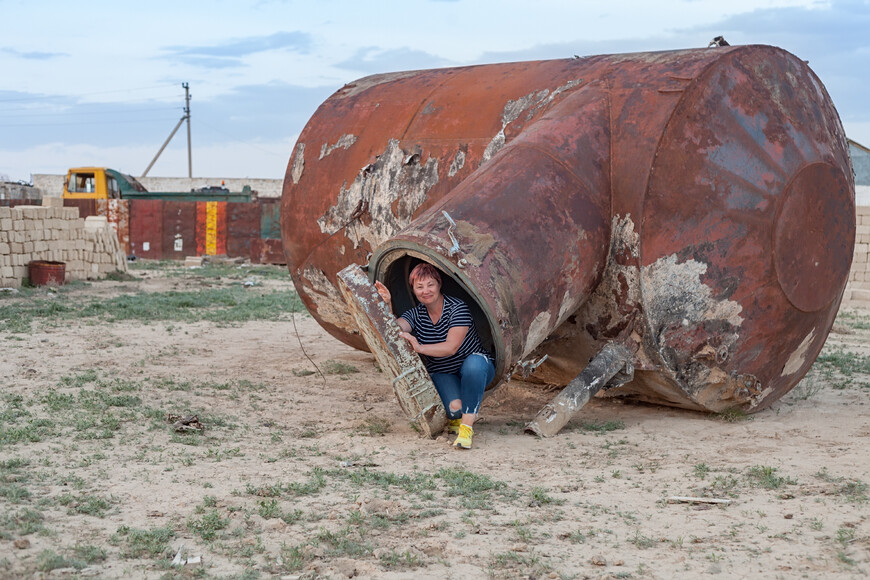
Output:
top-left (430, 353), bottom-right (495, 419)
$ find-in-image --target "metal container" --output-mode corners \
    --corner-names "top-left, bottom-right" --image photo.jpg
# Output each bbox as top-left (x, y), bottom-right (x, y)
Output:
top-left (281, 45), bottom-right (854, 414)
top-left (29, 261), bottom-right (65, 286)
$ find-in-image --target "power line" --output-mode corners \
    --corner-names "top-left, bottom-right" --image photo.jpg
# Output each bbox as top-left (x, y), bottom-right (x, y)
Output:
top-left (196, 118), bottom-right (289, 158)
top-left (0, 117), bottom-right (181, 128)
top-left (0, 106), bottom-right (181, 119)
top-left (0, 84), bottom-right (184, 104)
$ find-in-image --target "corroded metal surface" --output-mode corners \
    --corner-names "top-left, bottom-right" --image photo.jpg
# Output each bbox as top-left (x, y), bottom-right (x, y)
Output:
top-left (336, 264), bottom-right (446, 437)
top-left (282, 45), bottom-right (855, 413)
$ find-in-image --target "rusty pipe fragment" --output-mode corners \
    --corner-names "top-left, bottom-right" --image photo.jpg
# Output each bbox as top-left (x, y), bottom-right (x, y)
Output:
top-left (525, 343), bottom-right (634, 438)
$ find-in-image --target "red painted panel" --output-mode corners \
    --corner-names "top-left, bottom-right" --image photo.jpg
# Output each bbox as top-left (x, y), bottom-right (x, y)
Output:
top-left (215, 202), bottom-right (227, 255)
top-left (162, 201), bottom-right (197, 259)
top-left (129, 200), bottom-right (164, 259)
top-left (226, 202), bottom-right (260, 260)
top-left (251, 239), bottom-right (287, 264)
top-left (195, 202), bottom-right (207, 256)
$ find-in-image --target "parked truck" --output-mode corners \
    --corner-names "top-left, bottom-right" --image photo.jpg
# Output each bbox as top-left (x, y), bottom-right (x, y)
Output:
top-left (63, 167), bottom-right (255, 202)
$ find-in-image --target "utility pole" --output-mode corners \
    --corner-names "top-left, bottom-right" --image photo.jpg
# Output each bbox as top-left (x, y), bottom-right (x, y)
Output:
top-left (141, 82), bottom-right (193, 178)
top-left (184, 82), bottom-right (192, 178)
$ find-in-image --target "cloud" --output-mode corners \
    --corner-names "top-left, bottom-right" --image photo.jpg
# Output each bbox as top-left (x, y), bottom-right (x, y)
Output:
top-left (0, 81), bottom-right (337, 179)
top-left (1, 47), bottom-right (67, 60)
top-left (162, 31), bottom-right (313, 68)
top-left (471, 0), bottom-right (870, 130)
top-left (334, 46), bottom-right (454, 74)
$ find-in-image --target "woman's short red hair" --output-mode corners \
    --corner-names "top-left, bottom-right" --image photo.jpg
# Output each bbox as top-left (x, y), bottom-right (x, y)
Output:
top-left (409, 263), bottom-right (441, 288)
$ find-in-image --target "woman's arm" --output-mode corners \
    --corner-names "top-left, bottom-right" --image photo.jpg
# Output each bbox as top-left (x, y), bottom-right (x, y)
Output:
top-left (375, 280), bottom-right (412, 333)
top-left (400, 325), bottom-right (469, 358)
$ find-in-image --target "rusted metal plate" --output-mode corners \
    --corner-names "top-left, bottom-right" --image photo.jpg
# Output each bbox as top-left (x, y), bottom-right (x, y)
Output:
top-left (162, 201), bottom-right (197, 259)
top-left (129, 200), bottom-right (164, 259)
top-left (63, 198), bottom-right (97, 219)
top-left (106, 199), bottom-right (130, 256)
top-left (259, 199), bottom-right (281, 239)
top-left (336, 263), bottom-right (446, 437)
top-left (251, 239), bottom-right (286, 265)
top-left (226, 201), bottom-right (260, 260)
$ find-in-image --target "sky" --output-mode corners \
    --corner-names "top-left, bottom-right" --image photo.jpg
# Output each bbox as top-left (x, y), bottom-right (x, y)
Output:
top-left (1, 0), bottom-right (869, 182)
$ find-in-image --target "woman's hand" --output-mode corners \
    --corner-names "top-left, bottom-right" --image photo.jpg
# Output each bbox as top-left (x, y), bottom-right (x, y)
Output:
top-left (399, 331), bottom-right (421, 352)
top-left (374, 281), bottom-right (391, 305)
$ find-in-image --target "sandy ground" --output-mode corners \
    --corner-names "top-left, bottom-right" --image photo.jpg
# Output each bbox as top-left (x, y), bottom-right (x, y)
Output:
top-left (3, 264), bottom-right (870, 579)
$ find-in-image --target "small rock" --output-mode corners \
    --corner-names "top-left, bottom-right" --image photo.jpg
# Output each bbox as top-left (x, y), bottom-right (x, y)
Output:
top-left (784, 513), bottom-right (794, 519)
top-left (14, 538), bottom-right (30, 549)
top-left (49, 568), bottom-right (78, 577)
top-left (590, 555), bottom-right (607, 566)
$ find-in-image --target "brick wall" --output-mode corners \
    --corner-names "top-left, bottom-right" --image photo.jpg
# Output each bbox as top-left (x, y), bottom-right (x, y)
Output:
top-left (0, 203), bottom-right (127, 288)
top-left (844, 205), bottom-right (870, 305)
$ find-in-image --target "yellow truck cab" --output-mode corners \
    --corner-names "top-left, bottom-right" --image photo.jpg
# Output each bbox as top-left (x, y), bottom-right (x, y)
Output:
top-left (63, 167), bottom-right (146, 200)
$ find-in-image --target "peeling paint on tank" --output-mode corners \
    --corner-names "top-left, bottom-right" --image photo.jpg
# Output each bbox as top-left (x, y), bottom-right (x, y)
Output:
top-left (781, 328), bottom-right (817, 377)
top-left (302, 265), bottom-right (357, 333)
top-left (524, 311), bottom-right (552, 358)
top-left (448, 149), bottom-right (466, 177)
top-left (317, 139), bottom-right (439, 249)
top-left (320, 134), bottom-right (358, 160)
top-left (483, 80), bottom-right (583, 162)
top-left (642, 255), bottom-right (744, 333)
top-left (290, 143), bottom-right (305, 185)
top-left (576, 215), bottom-right (642, 336)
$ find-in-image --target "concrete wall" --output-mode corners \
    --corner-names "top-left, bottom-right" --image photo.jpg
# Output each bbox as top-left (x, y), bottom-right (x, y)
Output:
top-left (32, 174), bottom-right (284, 199)
top-left (0, 182), bottom-right (42, 201)
top-left (0, 202), bottom-right (126, 288)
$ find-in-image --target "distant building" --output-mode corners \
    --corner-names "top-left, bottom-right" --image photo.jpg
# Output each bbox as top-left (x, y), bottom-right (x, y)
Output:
top-left (851, 139), bottom-right (870, 186)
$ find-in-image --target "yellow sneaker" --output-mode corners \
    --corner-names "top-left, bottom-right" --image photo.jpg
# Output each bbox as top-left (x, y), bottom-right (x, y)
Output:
top-left (447, 418), bottom-right (462, 434)
top-left (453, 424), bottom-right (474, 449)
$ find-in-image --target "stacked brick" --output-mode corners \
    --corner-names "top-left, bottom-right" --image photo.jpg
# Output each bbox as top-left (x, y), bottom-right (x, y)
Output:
top-left (0, 204), bottom-right (127, 288)
top-left (844, 206), bottom-right (870, 306)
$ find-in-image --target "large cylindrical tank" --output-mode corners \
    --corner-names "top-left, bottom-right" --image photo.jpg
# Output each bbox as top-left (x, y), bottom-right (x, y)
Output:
top-left (281, 45), bottom-right (855, 413)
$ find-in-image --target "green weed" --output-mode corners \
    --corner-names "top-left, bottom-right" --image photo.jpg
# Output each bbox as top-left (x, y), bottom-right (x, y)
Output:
top-left (36, 549), bottom-right (85, 572)
top-left (188, 509), bottom-right (229, 541)
top-left (356, 416), bottom-right (391, 437)
top-left (380, 549), bottom-right (423, 569)
top-left (746, 465), bottom-right (796, 490)
top-left (322, 360), bottom-right (359, 375)
top-left (715, 408), bottom-right (751, 423)
top-left (112, 525), bottom-right (176, 559)
top-left (573, 419), bottom-right (626, 433)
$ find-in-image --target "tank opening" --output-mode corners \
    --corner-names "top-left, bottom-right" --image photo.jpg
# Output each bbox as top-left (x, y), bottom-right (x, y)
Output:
top-left (380, 254), bottom-right (499, 389)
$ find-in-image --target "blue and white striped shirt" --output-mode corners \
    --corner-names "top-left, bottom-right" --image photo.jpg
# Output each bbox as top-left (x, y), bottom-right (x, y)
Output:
top-left (400, 295), bottom-right (490, 375)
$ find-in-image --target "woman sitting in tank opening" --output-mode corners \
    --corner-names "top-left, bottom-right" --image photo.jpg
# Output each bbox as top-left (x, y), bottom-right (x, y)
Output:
top-left (375, 263), bottom-right (494, 449)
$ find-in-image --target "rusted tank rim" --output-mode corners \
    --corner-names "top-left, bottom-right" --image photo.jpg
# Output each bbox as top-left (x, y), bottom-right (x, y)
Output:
top-left (370, 240), bottom-right (506, 381)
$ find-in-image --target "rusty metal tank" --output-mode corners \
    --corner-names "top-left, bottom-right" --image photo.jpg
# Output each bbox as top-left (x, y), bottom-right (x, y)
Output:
top-left (281, 44), bottom-right (855, 414)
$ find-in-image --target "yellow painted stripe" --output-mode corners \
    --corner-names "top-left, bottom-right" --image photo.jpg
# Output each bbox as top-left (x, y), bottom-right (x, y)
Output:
top-left (206, 201), bottom-right (217, 255)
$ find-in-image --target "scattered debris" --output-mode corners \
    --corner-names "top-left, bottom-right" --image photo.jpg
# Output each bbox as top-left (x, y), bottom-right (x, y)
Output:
top-left (166, 414), bottom-right (205, 433)
top-left (667, 496), bottom-right (732, 505)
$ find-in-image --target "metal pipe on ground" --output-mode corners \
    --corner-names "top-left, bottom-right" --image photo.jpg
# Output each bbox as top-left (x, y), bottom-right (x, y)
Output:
top-left (525, 343), bottom-right (634, 438)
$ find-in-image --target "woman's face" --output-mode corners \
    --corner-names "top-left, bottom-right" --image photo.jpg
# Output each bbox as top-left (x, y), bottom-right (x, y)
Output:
top-left (412, 276), bottom-right (441, 307)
